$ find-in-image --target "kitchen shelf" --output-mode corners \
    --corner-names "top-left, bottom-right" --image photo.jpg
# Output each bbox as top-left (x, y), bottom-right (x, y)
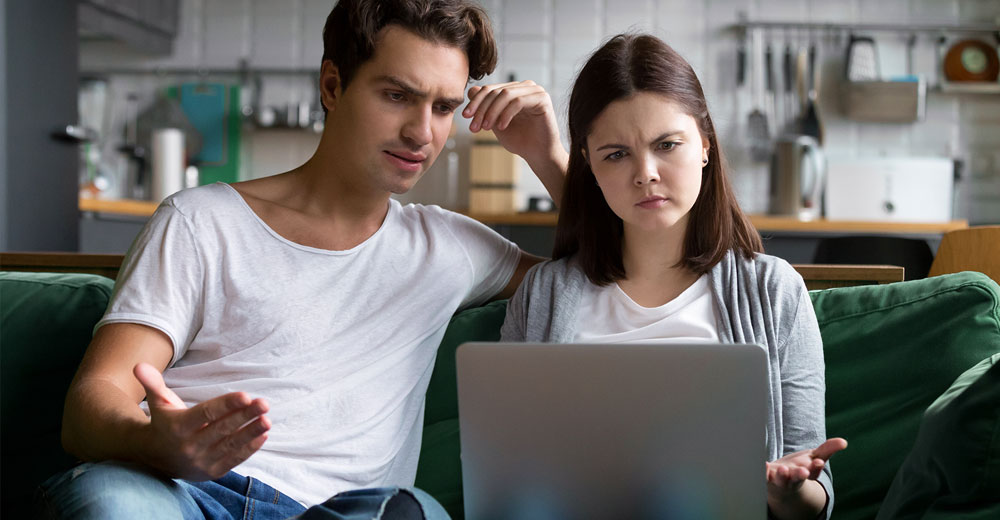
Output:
top-left (79, 198), bottom-right (969, 235)
top-left (733, 16), bottom-right (1000, 35)
top-left (935, 81), bottom-right (1000, 94)
top-left (465, 211), bottom-right (969, 235)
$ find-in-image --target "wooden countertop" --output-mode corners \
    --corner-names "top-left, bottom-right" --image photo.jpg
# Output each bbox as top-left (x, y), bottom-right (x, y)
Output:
top-left (465, 211), bottom-right (968, 234)
top-left (81, 198), bottom-right (968, 234)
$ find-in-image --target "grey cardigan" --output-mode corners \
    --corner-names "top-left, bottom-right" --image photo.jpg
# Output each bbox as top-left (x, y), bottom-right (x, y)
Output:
top-left (500, 250), bottom-right (834, 518)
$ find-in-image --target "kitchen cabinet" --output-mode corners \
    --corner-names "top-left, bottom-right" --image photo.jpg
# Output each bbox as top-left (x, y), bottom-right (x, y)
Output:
top-left (78, 0), bottom-right (179, 55)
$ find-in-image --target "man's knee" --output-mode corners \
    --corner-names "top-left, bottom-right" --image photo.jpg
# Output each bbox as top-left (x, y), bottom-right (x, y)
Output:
top-left (36, 461), bottom-right (198, 520)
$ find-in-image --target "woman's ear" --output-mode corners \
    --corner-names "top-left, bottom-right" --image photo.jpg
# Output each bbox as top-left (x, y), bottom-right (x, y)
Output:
top-left (581, 148), bottom-right (590, 166)
top-left (319, 60), bottom-right (342, 113)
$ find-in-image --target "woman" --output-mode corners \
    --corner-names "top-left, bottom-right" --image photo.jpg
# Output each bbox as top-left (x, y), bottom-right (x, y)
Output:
top-left (500, 34), bottom-right (846, 519)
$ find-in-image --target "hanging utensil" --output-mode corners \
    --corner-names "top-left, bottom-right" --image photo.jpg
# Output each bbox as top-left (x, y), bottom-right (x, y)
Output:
top-left (799, 38), bottom-right (823, 145)
top-left (783, 40), bottom-right (794, 133)
top-left (747, 28), bottom-right (771, 162)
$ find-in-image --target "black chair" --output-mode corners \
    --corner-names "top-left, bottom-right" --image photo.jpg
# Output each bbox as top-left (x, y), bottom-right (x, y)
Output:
top-left (812, 235), bottom-right (934, 281)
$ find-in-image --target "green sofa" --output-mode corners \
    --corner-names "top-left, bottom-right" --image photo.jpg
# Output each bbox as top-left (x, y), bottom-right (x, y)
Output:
top-left (2, 270), bottom-right (999, 519)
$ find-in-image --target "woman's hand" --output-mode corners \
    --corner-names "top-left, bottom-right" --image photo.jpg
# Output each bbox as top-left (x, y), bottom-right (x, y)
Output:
top-left (766, 437), bottom-right (848, 519)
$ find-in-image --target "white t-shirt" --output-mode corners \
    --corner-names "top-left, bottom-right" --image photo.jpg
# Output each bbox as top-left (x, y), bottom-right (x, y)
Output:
top-left (574, 274), bottom-right (720, 343)
top-left (98, 183), bottom-right (520, 506)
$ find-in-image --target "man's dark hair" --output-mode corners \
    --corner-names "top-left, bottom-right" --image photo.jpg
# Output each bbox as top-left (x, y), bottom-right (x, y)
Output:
top-left (554, 33), bottom-right (763, 286)
top-left (322, 0), bottom-right (497, 92)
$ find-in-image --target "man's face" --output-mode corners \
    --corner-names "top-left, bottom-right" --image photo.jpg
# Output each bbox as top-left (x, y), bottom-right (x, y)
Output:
top-left (323, 25), bottom-right (469, 195)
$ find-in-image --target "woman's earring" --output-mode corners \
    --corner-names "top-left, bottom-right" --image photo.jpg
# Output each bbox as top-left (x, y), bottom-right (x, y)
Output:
top-left (702, 157), bottom-right (709, 166)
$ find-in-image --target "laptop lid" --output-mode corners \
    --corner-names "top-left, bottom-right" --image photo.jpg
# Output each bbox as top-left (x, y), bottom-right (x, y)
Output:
top-left (456, 342), bottom-right (768, 520)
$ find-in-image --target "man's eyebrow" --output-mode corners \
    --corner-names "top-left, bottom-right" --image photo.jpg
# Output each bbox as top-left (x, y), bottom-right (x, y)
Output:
top-left (376, 75), bottom-right (464, 107)
top-left (594, 131), bottom-right (683, 152)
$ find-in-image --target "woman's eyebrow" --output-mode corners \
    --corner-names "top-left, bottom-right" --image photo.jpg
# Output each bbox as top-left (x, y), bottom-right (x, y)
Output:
top-left (594, 131), bottom-right (683, 151)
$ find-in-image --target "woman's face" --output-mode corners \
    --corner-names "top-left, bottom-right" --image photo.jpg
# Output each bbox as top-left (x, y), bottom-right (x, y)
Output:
top-left (585, 92), bottom-right (709, 234)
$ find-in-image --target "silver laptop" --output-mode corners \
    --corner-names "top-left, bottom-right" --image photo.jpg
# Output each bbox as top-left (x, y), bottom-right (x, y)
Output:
top-left (456, 342), bottom-right (768, 520)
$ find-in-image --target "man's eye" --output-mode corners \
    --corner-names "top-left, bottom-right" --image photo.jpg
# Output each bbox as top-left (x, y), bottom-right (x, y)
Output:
top-left (436, 104), bottom-right (455, 114)
top-left (604, 150), bottom-right (626, 161)
top-left (387, 92), bottom-right (405, 101)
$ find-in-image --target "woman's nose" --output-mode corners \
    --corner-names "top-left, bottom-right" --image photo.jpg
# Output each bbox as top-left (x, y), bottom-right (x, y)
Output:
top-left (633, 155), bottom-right (660, 186)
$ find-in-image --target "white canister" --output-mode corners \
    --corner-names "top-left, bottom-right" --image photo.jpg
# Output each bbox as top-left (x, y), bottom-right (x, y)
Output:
top-left (151, 128), bottom-right (186, 202)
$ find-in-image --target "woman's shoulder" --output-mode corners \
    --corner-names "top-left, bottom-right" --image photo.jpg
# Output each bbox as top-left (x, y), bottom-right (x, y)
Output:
top-left (714, 251), bottom-right (807, 303)
top-left (523, 256), bottom-right (587, 290)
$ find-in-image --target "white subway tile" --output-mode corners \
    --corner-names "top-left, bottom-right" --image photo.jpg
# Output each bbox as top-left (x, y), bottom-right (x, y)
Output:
top-left (300, 0), bottom-right (333, 68)
top-left (203, 0), bottom-right (250, 68)
top-left (553, 0), bottom-right (601, 38)
top-left (605, 0), bottom-right (654, 36)
top-left (504, 0), bottom-right (552, 38)
top-left (910, 0), bottom-right (958, 23)
top-left (957, 0), bottom-right (1000, 24)
top-left (807, 0), bottom-right (857, 23)
top-left (858, 0), bottom-right (910, 23)
top-left (250, 0), bottom-right (299, 69)
top-left (553, 38), bottom-right (600, 69)
top-left (754, 0), bottom-right (808, 22)
top-left (504, 39), bottom-right (550, 65)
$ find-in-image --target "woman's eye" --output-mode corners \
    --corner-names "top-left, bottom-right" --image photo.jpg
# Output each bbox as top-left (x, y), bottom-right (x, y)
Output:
top-left (657, 141), bottom-right (677, 151)
top-left (604, 150), bottom-right (626, 161)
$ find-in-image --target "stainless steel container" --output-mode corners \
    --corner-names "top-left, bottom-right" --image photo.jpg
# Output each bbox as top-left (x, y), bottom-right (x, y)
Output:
top-left (769, 134), bottom-right (826, 220)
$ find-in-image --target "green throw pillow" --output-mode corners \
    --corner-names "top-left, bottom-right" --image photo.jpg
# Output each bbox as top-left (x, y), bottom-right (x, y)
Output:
top-left (876, 353), bottom-right (1000, 519)
top-left (0, 272), bottom-right (115, 519)
top-left (811, 272), bottom-right (1000, 520)
top-left (415, 300), bottom-right (508, 519)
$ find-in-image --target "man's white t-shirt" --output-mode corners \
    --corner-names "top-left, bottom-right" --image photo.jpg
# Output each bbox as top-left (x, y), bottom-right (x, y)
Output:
top-left (97, 183), bottom-right (520, 506)
top-left (574, 274), bottom-right (720, 343)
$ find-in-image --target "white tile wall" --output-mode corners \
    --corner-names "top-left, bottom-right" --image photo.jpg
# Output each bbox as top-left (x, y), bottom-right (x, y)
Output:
top-left (81, 0), bottom-right (1000, 223)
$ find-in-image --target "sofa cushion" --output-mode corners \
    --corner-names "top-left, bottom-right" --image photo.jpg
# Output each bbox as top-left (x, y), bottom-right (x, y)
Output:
top-left (0, 272), bottom-right (115, 519)
top-left (875, 353), bottom-right (1000, 519)
top-left (811, 272), bottom-right (1000, 520)
top-left (415, 300), bottom-right (507, 519)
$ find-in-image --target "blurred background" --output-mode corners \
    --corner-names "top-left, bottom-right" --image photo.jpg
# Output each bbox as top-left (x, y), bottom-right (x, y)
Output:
top-left (1, 0), bottom-right (998, 261)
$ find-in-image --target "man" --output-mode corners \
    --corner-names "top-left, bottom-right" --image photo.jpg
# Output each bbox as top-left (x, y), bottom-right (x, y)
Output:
top-left (39, 1), bottom-right (567, 518)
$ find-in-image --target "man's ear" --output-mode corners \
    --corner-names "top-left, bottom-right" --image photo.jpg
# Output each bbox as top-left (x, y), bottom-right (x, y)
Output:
top-left (320, 60), bottom-right (343, 113)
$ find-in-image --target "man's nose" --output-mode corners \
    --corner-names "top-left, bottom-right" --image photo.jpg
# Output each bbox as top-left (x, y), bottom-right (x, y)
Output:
top-left (401, 105), bottom-right (433, 147)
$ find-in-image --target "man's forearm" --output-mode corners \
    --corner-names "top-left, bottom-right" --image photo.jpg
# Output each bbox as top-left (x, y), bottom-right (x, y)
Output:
top-left (61, 377), bottom-right (152, 465)
top-left (523, 146), bottom-right (569, 207)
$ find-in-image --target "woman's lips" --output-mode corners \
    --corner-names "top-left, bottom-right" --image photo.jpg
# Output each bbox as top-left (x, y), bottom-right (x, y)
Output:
top-left (636, 196), bottom-right (668, 209)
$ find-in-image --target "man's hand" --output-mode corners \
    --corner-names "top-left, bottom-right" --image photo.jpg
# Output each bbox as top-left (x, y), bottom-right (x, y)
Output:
top-left (766, 437), bottom-right (848, 518)
top-left (133, 363), bottom-right (271, 481)
top-left (463, 80), bottom-right (569, 203)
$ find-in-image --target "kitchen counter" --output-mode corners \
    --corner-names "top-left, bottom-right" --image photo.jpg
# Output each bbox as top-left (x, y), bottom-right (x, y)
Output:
top-left (81, 198), bottom-right (968, 234)
top-left (464, 211), bottom-right (968, 235)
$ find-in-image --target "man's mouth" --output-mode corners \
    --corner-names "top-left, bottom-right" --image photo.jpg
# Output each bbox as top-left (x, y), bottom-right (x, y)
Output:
top-left (385, 151), bottom-right (426, 164)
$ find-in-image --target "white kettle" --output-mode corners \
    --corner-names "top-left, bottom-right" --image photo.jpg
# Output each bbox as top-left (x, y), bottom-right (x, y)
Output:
top-left (768, 135), bottom-right (826, 220)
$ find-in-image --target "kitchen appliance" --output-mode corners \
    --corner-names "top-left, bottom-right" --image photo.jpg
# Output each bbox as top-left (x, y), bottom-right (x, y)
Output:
top-left (769, 134), bottom-right (825, 220)
top-left (825, 157), bottom-right (953, 223)
top-left (151, 128), bottom-right (185, 202)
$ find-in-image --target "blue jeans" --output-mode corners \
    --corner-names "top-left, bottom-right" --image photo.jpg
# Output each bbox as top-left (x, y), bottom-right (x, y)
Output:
top-left (36, 461), bottom-right (450, 520)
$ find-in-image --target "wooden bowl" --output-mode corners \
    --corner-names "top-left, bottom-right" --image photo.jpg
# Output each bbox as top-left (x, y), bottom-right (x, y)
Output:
top-left (944, 39), bottom-right (1000, 82)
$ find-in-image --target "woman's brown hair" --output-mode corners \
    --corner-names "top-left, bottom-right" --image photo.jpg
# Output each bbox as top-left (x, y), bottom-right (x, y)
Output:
top-left (554, 33), bottom-right (762, 286)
